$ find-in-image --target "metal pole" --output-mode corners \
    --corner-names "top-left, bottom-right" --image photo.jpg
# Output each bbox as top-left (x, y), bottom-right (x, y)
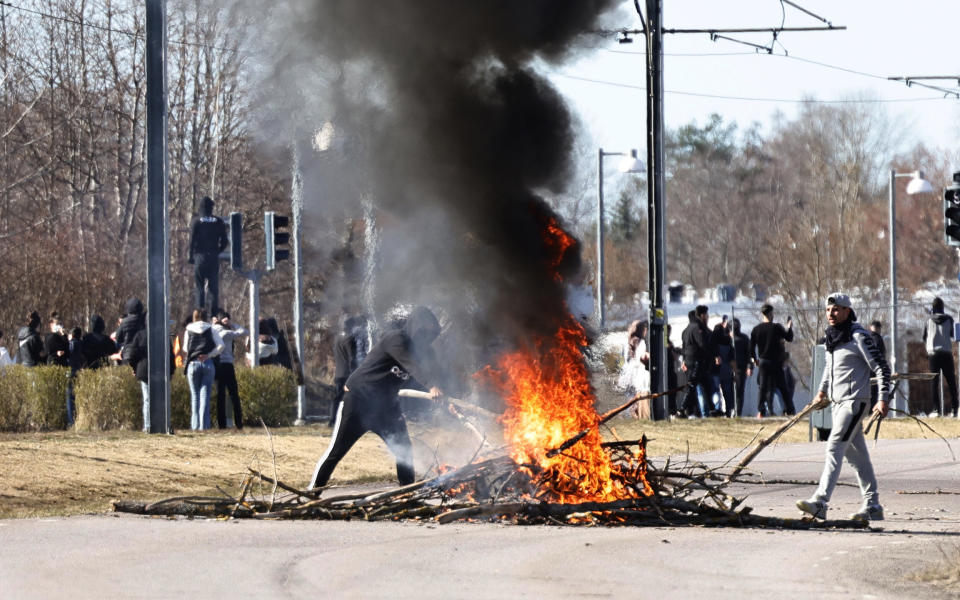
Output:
top-left (889, 169), bottom-right (898, 381)
top-left (291, 144), bottom-right (306, 425)
top-left (597, 148), bottom-right (605, 329)
top-left (146, 0), bottom-right (170, 434)
top-left (249, 274), bottom-right (260, 367)
top-left (646, 0), bottom-right (667, 420)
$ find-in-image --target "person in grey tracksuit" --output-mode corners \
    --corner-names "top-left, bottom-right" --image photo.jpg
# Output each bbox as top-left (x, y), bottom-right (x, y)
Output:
top-left (797, 293), bottom-right (891, 522)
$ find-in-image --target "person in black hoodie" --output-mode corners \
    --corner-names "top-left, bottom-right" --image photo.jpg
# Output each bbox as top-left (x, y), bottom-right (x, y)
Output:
top-left (188, 196), bottom-right (229, 315)
top-left (680, 306), bottom-right (717, 418)
top-left (126, 326), bottom-right (176, 432)
top-left (309, 307), bottom-right (446, 491)
top-left (44, 313), bottom-right (69, 367)
top-left (17, 311), bottom-right (45, 366)
top-left (922, 297), bottom-right (957, 417)
top-left (115, 298), bottom-right (146, 363)
top-left (82, 315), bottom-right (117, 369)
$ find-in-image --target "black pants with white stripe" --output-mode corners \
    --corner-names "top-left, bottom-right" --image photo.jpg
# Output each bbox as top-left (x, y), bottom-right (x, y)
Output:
top-left (310, 388), bottom-right (415, 490)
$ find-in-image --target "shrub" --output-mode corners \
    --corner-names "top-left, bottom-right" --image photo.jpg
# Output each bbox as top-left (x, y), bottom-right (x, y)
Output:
top-left (0, 366), bottom-right (32, 431)
top-left (0, 363), bottom-right (296, 432)
top-left (74, 366), bottom-right (141, 431)
top-left (0, 366), bottom-right (70, 432)
top-left (236, 366), bottom-right (296, 427)
top-left (171, 372), bottom-right (191, 430)
top-left (28, 366), bottom-right (70, 431)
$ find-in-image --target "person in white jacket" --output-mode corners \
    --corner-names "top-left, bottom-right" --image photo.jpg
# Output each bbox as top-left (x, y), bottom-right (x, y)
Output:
top-left (182, 309), bottom-right (225, 431)
top-left (797, 293), bottom-right (891, 522)
top-left (212, 311), bottom-right (248, 429)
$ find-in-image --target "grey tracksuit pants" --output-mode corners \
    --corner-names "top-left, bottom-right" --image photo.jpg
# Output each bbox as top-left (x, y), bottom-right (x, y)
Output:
top-left (813, 398), bottom-right (879, 506)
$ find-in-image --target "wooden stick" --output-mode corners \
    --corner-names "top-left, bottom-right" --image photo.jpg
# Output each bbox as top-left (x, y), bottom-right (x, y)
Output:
top-left (723, 400), bottom-right (820, 485)
top-left (397, 389), bottom-right (499, 419)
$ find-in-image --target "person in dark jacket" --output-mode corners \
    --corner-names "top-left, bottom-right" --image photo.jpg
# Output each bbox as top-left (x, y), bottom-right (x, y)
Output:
top-left (44, 313), bottom-right (69, 367)
top-left (922, 297), bottom-right (957, 417)
top-left (17, 311), bottom-right (45, 366)
top-left (710, 320), bottom-right (735, 417)
top-left (309, 307), bottom-right (447, 490)
top-left (65, 327), bottom-right (86, 426)
top-left (731, 318), bottom-right (752, 417)
top-left (680, 305), bottom-right (716, 418)
top-left (329, 315), bottom-right (369, 426)
top-left (115, 298), bottom-right (146, 363)
top-left (750, 303), bottom-right (795, 416)
top-left (188, 196), bottom-right (229, 315)
top-left (82, 315), bottom-right (117, 369)
top-left (126, 327), bottom-right (176, 432)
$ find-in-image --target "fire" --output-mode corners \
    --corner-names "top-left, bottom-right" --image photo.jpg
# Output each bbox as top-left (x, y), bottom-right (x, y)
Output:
top-left (482, 218), bottom-right (650, 503)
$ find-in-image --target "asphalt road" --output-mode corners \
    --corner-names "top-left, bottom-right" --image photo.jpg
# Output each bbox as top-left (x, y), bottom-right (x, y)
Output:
top-left (2, 438), bottom-right (959, 599)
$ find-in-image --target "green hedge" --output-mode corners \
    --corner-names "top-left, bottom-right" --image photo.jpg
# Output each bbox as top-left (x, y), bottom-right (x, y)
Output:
top-left (0, 364), bottom-right (296, 432)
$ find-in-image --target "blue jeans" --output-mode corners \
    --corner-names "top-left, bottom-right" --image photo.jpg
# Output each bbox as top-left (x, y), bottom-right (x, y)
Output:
top-left (140, 381), bottom-right (150, 432)
top-left (188, 359), bottom-right (215, 430)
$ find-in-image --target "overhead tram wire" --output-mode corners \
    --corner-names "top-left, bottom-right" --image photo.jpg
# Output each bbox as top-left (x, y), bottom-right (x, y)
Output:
top-left (551, 73), bottom-right (948, 105)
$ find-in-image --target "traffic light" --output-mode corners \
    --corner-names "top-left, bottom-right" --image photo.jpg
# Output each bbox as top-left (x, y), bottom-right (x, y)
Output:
top-left (229, 212), bottom-right (243, 271)
top-left (945, 172), bottom-right (960, 247)
top-left (265, 211), bottom-right (290, 270)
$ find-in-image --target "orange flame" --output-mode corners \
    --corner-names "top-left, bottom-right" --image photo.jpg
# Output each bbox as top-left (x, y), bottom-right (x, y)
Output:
top-left (482, 218), bottom-right (650, 503)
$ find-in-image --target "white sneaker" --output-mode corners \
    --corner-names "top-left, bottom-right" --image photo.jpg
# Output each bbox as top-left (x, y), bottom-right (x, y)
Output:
top-left (850, 504), bottom-right (884, 522)
top-left (796, 498), bottom-right (827, 520)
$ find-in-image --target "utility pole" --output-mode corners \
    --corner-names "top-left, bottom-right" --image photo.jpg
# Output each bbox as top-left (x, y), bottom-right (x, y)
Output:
top-left (644, 0), bottom-right (667, 420)
top-left (146, 0), bottom-right (171, 433)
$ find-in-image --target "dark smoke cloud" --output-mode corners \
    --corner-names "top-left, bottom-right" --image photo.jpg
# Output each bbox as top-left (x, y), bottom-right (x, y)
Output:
top-left (246, 0), bottom-right (621, 361)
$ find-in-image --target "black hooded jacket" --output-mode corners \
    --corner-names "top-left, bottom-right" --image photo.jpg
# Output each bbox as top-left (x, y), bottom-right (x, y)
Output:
top-left (115, 298), bottom-right (146, 361)
top-left (82, 315), bottom-right (117, 369)
top-left (189, 197), bottom-right (228, 263)
top-left (16, 324), bottom-right (45, 366)
top-left (681, 315), bottom-right (714, 367)
top-left (345, 307), bottom-right (444, 404)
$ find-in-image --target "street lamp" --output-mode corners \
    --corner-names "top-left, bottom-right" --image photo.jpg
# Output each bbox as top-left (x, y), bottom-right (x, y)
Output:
top-left (597, 148), bottom-right (645, 329)
top-left (889, 169), bottom-right (933, 383)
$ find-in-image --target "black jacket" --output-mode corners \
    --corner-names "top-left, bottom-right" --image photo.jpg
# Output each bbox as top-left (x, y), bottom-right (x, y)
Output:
top-left (345, 307), bottom-right (444, 403)
top-left (127, 329), bottom-right (175, 382)
top-left (733, 332), bottom-right (751, 372)
top-left (45, 331), bottom-right (69, 367)
top-left (681, 317), bottom-right (713, 367)
top-left (68, 339), bottom-right (86, 374)
top-left (188, 198), bottom-right (228, 263)
top-left (82, 315), bottom-right (117, 369)
top-left (16, 326), bottom-right (45, 366)
top-left (750, 321), bottom-right (793, 363)
top-left (115, 298), bottom-right (146, 361)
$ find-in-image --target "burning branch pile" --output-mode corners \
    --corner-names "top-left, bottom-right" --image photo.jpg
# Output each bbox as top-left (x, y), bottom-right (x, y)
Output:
top-left (112, 435), bottom-right (866, 529)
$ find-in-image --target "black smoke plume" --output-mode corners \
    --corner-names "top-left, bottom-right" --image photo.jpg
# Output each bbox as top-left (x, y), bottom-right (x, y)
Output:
top-left (250, 1), bottom-right (621, 356)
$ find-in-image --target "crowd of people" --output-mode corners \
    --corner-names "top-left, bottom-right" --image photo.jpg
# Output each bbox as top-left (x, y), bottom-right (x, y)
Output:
top-left (1, 301), bottom-right (294, 432)
top-left (619, 302), bottom-right (800, 419)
